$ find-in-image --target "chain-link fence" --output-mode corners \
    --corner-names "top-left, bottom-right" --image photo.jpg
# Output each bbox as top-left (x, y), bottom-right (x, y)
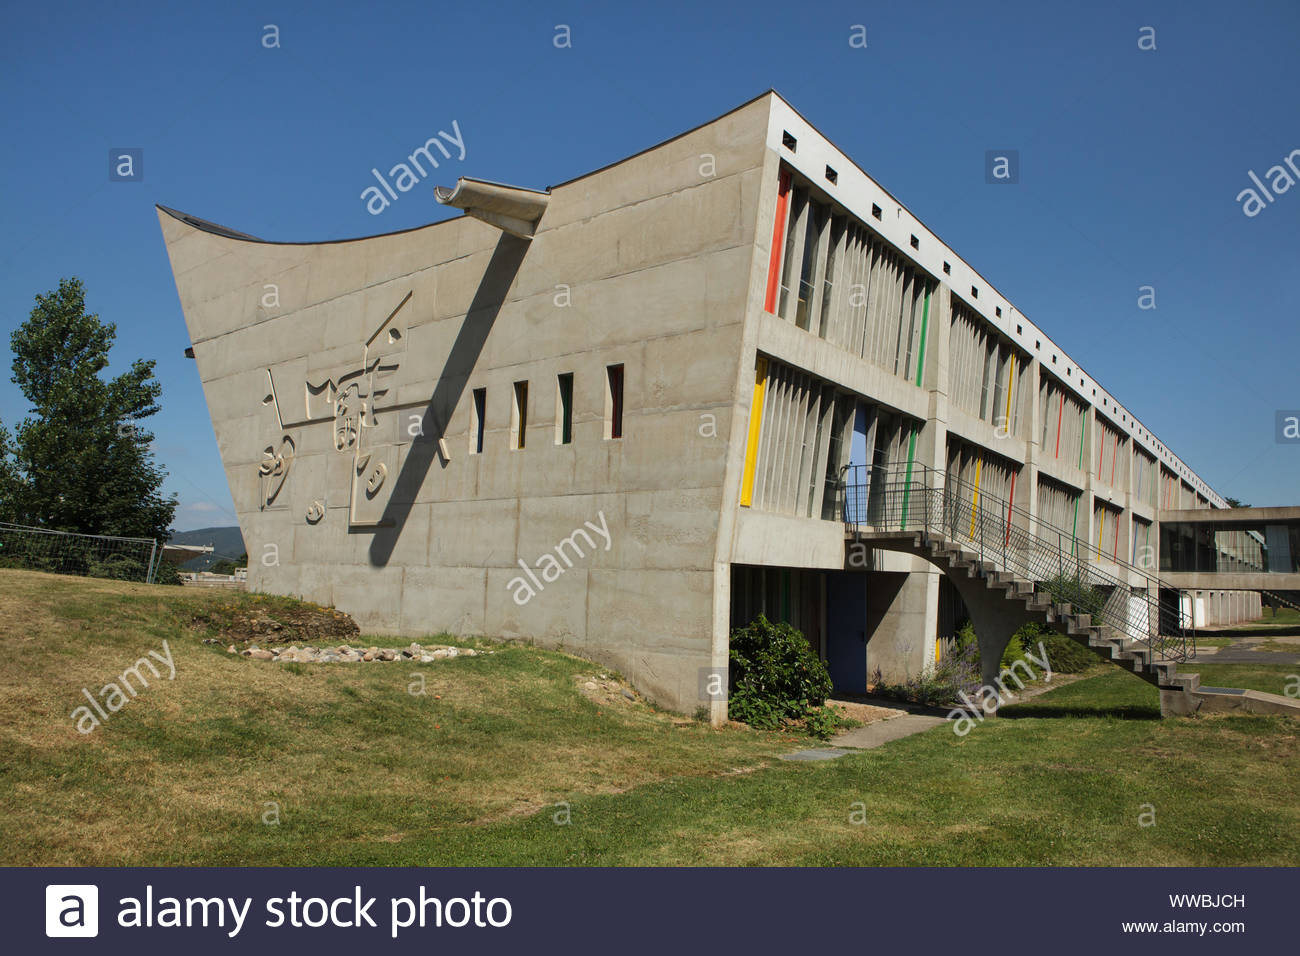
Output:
top-left (0, 521), bottom-right (160, 583)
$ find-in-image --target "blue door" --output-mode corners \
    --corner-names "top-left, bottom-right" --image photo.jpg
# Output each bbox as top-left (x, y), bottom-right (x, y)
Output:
top-left (826, 572), bottom-right (867, 693)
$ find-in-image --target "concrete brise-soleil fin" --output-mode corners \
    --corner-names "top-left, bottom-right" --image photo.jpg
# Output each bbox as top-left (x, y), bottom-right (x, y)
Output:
top-left (434, 177), bottom-right (550, 239)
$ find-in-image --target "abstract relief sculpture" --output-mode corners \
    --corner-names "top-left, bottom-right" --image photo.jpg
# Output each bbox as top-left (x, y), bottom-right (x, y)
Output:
top-left (256, 290), bottom-right (428, 528)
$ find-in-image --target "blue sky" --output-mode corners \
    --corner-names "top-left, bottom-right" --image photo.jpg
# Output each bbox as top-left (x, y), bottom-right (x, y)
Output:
top-left (1, 0), bottom-right (1296, 530)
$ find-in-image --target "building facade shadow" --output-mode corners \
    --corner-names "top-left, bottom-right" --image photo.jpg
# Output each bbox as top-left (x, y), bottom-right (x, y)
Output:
top-left (367, 232), bottom-right (530, 566)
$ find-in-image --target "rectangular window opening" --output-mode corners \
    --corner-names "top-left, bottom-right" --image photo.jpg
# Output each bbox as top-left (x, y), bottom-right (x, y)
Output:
top-left (511, 381), bottom-right (528, 450)
top-left (555, 373), bottom-right (573, 445)
top-left (470, 387), bottom-right (485, 455)
top-left (605, 364), bottom-right (624, 440)
top-left (782, 130), bottom-right (797, 151)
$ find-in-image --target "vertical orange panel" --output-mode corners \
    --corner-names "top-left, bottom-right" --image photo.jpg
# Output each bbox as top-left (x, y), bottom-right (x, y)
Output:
top-left (763, 170), bottom-right (792, 314)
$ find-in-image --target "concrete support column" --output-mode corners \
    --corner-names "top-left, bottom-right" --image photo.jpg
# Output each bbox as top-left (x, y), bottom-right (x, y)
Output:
top-left (945, 567), bottom-right (1039, 706)
top-left (864, 567), bottom-right (940, 680)
top-left (1078, 404), bottom-right (1096, 555)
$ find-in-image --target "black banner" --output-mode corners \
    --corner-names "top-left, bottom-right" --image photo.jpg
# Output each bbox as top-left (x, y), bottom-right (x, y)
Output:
top-left (11, 867), bottom-right (1292, 952)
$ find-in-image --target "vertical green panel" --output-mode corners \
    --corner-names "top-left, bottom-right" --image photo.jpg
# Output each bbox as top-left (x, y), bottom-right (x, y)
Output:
top-left (898, 286), bottom-right (930, 530)
top-left (900, 426), bottom-right (919, 529)
top-left (914, 285), bottom-right (931, 387)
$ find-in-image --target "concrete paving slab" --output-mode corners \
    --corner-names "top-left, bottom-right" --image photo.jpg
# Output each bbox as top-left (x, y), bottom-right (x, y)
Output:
top-left (829, 714), bottom-right (947, 750)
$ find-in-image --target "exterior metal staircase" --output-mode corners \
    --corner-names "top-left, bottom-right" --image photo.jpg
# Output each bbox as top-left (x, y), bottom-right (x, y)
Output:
top-left (841, 464), bottom-right (1200, 695)
top-left (1261, 590), bottom-right (1300, 614)
top-left (856, 526), bottom-right (1200, 695)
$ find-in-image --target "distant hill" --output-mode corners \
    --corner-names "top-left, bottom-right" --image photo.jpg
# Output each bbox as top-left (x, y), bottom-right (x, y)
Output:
top-left (168, 526), bottom-right (245, 571)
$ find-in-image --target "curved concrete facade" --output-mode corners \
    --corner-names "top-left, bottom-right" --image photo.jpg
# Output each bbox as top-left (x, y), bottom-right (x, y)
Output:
top-left (161, 95), bottom-right (774, 718)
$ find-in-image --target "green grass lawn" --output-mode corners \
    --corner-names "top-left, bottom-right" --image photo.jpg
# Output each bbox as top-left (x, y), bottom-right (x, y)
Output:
top-left (1180, 661), bottom-right (1299, 696)
top-left (1, 570), bottom-right (1298, 866)
top-left (1258, 607), bottom-right (1300, 627)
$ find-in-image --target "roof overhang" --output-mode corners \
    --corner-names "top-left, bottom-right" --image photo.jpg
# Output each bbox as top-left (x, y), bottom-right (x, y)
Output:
top-left (434, 177), bottom-right (550, 239)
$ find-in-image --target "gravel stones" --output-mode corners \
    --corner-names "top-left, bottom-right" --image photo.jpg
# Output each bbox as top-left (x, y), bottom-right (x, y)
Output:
top-left (237, 642), bottom-right (486, 664)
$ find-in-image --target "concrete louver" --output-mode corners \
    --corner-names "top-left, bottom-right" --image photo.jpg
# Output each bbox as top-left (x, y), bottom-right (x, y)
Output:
top-left (433, 177), bottom-right (550, 239)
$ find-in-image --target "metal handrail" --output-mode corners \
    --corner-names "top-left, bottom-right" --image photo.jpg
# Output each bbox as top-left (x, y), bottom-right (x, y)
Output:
top-left (842, 462), bottom-right (1192, 662)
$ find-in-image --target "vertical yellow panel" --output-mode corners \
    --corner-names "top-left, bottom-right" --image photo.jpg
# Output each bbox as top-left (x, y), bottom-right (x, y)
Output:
top-left (739, 357), bottom-right (768, 507)
top-left (968, 457), bottom-right (982, 538)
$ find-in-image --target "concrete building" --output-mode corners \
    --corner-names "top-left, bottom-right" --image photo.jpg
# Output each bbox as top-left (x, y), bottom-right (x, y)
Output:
top-left (160, 91), bottom-right (1276, 719)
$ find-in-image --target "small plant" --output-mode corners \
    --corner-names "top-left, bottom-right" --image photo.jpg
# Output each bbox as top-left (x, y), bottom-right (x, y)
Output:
top-left (728, 615), bottom-right (832, 731)
top-left (805, 704), bottom-right (858, 740)
top-left (871, 641), bottom-right (981, 708)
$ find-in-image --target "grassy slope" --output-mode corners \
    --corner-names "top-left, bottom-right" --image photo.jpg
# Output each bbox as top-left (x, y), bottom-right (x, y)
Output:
top-left (1, 570), bottom-right (1297, 866)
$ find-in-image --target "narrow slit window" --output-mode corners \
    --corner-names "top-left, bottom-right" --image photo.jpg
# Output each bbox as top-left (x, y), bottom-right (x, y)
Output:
top-left (470, 387), bottom-right (485, 454)
top-left (605, 364), bottom-right (624, 440)
top-left (555, 373), bottom-right (573, 445)
top-left (511, 381), bottom-right (528, 450)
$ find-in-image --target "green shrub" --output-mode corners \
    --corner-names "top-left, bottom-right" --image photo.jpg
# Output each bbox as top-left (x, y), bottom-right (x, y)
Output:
top-left (1017, 623), bottom-right (1095, 674)
top-left (953, 620), bottom-right (977, 655)
top-left (84, 552), bottom-right (149, 582)
top-left (958, 620), bottom-right (1098, 678)
top-left (953, 619), bottom-right (1026, 669)
top-left (728, 615), bottom-right (832, 731)
top-left (1042, 574), bottom-right (1105, 617)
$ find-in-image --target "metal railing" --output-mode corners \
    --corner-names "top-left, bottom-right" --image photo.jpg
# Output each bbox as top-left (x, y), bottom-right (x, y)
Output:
top-left (841, 463), bottom-right (1193, 662)
top-left (0, 521), bottom-right (161, 584)
top-left (1262, 590), bottom-right (1300, 614)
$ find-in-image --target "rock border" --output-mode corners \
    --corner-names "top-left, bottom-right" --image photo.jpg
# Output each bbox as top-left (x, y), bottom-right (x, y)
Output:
top-left (229, 641), bottom-right (486, 664)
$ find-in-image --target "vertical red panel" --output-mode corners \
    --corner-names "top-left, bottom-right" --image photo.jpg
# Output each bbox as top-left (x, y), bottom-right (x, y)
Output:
top-left (763, 169), bottom-right (792, 314)
top-left (1054, 392), bottom-right (1065, 458)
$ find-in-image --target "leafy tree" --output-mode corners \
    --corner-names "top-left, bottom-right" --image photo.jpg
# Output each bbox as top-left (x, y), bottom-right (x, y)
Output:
top-left (0, 278), bottom-right (176, 539)
top-left (0, 424), bottom-right (20, 523)
top-left (1224, 497), bottom-right (1251, 509)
